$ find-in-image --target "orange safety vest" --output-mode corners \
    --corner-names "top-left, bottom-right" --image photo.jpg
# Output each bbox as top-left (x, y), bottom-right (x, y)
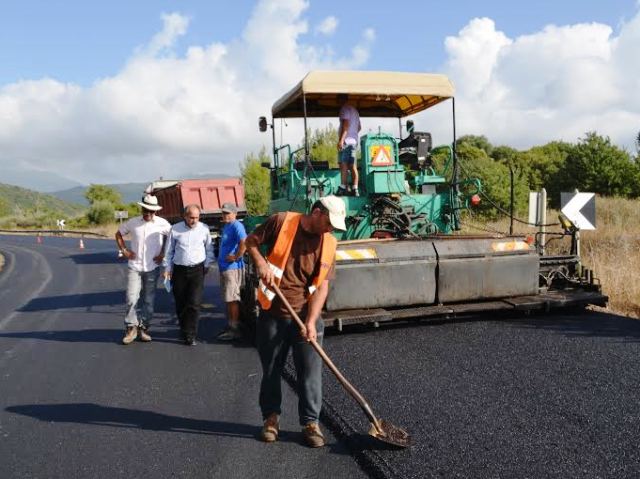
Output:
top-left (257, 212), bottom-right (337, 310)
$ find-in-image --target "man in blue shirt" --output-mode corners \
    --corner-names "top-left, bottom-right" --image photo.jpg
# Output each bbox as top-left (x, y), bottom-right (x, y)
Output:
top-left (163, 204), bottom-right (214, 345)
top-left (216, 203), bottom-right (247, 341)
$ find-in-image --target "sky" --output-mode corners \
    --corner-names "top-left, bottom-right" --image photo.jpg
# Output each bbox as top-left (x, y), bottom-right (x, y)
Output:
top-left (1, 0), bottom-right (639, 190)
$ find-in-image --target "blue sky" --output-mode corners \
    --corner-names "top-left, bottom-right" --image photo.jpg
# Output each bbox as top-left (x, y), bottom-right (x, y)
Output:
top-left (1, 1), bottom-right (636, 85)
top-left (0, 0), bottom-right (639, 188)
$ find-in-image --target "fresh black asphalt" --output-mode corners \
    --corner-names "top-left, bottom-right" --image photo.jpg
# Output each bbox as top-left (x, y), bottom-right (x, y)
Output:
top-left (2, 234), bottom-right (640, 478)
top-left (0, 235), bottom-right (366, 479)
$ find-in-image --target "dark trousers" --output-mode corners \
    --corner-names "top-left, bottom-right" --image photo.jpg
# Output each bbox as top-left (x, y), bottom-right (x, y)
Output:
top-left (256, 311), bottom-right (324, 426)
top-left (171, 263), bottom-right (205, 340)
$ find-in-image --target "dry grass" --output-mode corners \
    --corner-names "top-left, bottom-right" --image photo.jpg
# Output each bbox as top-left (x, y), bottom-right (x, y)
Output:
top-left (580, 197), bottom-right (640, 319)
top-left (466, 196), bottom-right (640, 319)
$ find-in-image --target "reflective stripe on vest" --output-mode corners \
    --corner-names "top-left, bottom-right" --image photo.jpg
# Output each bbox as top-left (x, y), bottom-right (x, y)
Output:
top-left (257, 212), bottom-right (337, 310)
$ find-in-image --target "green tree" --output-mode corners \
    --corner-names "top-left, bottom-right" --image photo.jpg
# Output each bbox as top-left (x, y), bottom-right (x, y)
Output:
top-left (85, 184), bottom-right (122, 205)
top-left (308, 125), bottom-right (339, 167)
top-left (524, 141), bottom-right (572, 207)
top-left (491, 145), bottom-right (519, 166)
top-left (241, 147), bottom-right (271, 215)
top-left (558, 132), bottom-right (639, 198)
top-left (87, 200), bottom-right (115, 225)
top-left (457, 135), bottom-right (494, 157)
top-left (457, 143), bottom-right (528, 218)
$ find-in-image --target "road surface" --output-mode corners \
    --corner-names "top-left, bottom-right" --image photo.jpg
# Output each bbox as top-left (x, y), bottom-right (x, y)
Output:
top-left (2, 234), bottom-right (640, 478)
top-left (0, 235), bottom-right (367, 479)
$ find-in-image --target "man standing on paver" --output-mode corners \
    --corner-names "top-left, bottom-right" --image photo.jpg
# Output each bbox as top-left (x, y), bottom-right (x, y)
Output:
top-left (115, 194), bottom-right (171, 345)
top-left (245, 196), bottom-right (346, 448)
top-left (163, 204), bottom-right (214, 346)
top-left (336, 93), bottom-right (361, 197)
top-left (216, 203), bottom-right (247, 341)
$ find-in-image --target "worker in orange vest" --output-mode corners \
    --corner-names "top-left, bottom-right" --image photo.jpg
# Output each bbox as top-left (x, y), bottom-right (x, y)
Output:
top-left (245, 195), bottom-right (346, 448)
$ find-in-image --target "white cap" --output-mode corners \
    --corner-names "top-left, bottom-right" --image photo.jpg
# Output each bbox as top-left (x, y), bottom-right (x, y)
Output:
top-left (319, 195), bottom-right (346, 231)
top-left (137, 194), bottom-right (163, 211)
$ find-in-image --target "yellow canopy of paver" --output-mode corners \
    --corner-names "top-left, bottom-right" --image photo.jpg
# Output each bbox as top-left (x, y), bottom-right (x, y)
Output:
top-left (272, 70), bottom-right (455, 119)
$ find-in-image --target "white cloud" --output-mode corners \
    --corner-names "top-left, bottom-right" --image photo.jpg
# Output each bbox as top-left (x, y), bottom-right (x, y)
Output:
top-left (0, 0), bottom-right (375, 185)
top-left (1, 0), bottom-right (639, 190)
top-left (440, 11), bottom-right (640, 152)
top-left (143, 12), bottom-right (190, 56)
top-left (316, 16), bottom-right (338, 35)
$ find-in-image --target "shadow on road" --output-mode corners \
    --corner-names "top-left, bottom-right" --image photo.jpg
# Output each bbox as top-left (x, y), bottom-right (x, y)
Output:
top-left (0, 327), bottom-right (180, 344)
top-left (5, 403), bottom-right (263, 440)
top-left (17, 291), bottom-right (124, 312)
top-left (0, 315), bottom-right (240, 345)
top-left (65, 252), bottom-right (120, 265)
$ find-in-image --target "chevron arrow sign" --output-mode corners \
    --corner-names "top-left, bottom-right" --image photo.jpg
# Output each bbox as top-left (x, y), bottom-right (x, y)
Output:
top-left (560, 192), bottom-right (596, 230)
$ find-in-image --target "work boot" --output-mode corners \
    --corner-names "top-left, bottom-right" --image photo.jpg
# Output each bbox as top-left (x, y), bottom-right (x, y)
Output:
top-left (122, 326), bottom-right (138, 345)
top-left (217, 326), bottom-right (241, 342)
top-left (302, 422), bottom-right (325, 448)
top-left (138, 327), bottom-right (152, 342)
top-left (261, 413), bottom-right (279, 443)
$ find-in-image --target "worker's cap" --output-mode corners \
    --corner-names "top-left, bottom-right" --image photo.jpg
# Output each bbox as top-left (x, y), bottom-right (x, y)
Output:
top-left (137, 194), bottom-right (162, 211)
top-left (319, 195), bottom-right (347, 231)
top-left (221, 202), bottom-right (238, 213)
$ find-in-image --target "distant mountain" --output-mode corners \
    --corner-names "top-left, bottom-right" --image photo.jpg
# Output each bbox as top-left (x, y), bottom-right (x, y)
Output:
top-left (51, 174), bottom-right (236, 205)
top-left (1, 166), bottom-right (84, 193)
top-left (52, 183), bottom-right (148, 205)
top-left (0, 183), bottom-right (86, 217)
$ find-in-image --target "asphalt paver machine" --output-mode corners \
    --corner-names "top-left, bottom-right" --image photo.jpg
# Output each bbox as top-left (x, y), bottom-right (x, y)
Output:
top-left (242, 70), bottom-right (607, 331)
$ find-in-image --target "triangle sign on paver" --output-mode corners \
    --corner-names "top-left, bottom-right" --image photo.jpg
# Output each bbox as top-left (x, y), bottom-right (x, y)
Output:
top-left (372, 146), bottom-right (392, 166)
top-left (560, 192), bottom-right (595, 230)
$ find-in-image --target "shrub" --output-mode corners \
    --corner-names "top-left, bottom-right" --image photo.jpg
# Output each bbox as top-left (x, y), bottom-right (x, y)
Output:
top-left (87, 200), bottom-right (115, 225)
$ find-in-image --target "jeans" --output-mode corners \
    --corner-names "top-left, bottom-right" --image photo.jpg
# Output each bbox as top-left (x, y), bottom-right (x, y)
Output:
top-left (256, 311), bottom-right (324, 426)
top-left (172, 263), bottom-right (205, 340)
top-left (125, 267), bottom-right (160, 329)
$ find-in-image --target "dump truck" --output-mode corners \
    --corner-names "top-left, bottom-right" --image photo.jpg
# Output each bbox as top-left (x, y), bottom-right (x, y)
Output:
top-left (240, 70), bottom-right (607, 331)
top-left (148, 178), bottom-right (246, 232)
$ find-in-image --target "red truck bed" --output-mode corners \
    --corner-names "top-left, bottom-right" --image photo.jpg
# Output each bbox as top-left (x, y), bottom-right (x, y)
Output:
top-left (151, 178), bottom-right (246, 231)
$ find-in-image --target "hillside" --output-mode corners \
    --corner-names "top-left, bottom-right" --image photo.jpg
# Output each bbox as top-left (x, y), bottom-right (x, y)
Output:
top-left (0, 183), bottom-right (86, 218)
top-left (51, 174), bottom-right (235, 205)
top-left (52, 183), bottom-right (147, 205)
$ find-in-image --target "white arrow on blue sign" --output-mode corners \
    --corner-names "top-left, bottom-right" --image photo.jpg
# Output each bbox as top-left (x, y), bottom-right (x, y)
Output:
top-left (560, 192), bottom-right (596, 230)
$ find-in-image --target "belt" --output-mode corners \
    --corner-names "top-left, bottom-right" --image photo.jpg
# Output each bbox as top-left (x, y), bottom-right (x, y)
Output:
top-left (174, 262), bottom-right (204, 269)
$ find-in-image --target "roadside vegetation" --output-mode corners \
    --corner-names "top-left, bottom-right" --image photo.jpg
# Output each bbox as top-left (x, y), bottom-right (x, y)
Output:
top-left (241, 130), bottom-right (640, 319)
top-left (0, 183), bottom-right (139, 233)
top-left (2, 130), bottom-right (638, 319)
top-left (0, 183), bottom-right (85, 229)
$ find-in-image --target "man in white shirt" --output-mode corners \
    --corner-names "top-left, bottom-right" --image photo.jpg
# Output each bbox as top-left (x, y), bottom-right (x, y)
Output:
top-left (115, 194), bottom-right (171, 345)
top-left (163, 204), bottom-right (214, 346)
top-left (336, 93), bottom-right (362, 197)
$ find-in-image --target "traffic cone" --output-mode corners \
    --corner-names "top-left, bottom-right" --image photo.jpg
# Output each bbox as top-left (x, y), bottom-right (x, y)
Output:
top-left (79, 238), bottom-right (85, 250)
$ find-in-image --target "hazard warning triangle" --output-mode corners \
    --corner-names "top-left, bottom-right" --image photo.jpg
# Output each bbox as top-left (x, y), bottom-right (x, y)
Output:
top-left (371, 146), bottom-right (392, 166)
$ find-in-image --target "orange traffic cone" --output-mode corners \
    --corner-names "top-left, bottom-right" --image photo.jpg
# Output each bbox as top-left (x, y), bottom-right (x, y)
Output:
top-left (79, 238), bottom-right (85, 249)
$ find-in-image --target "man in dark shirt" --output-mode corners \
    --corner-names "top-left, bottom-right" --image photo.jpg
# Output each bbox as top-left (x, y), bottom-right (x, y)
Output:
top-left (245, 195), bottom-right (346, 448)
